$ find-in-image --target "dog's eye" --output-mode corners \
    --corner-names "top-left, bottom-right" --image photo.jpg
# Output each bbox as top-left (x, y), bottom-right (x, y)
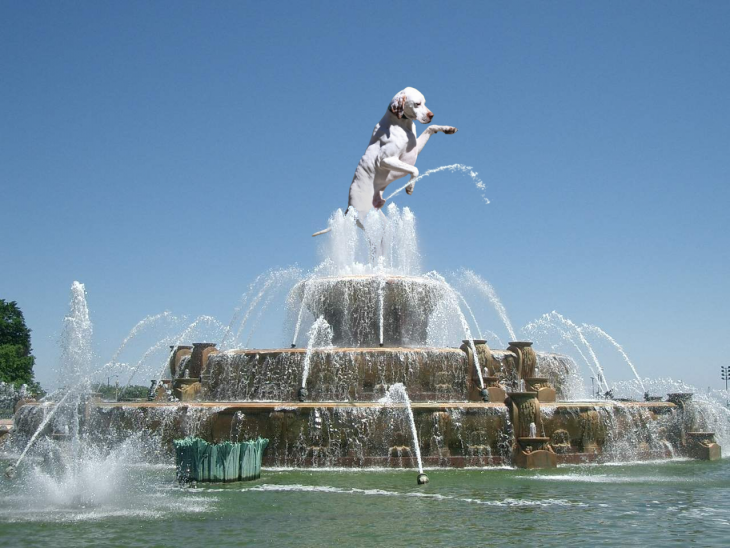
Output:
top-left (414, 103), bottom-right (421, 107)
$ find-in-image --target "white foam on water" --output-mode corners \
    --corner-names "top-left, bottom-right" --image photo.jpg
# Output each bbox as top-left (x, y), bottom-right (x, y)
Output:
top-left (0, 493), bottom-right (215, 523)
top-left (1, 465), bottom-right (217, 524)
top-left (557, 457), bottom-right (692, 469)
top-left (525, 474), bottom-right (692, 484)
top-left (262, 465), bottom-right (516, 472)
top-left (243, 483), bottom-right (584, 507)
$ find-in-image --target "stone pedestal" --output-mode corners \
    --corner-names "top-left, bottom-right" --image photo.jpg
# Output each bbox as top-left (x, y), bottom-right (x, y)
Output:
top-left (173, 378), bottom-right (202, 401)
top-left (579, 409), bottom-right (604, 453)
top-left (507, 341), bottom-right (537, 381)
top-left (189, 343), bottom-right (218, 379)
top-left (460, 339), bottom-right (499, 401)
top-left (686, 432), bottom-right (722, 461)
top-left (514, 436), bottom-right (557, 469)
top-left (667, 392), bottom-right (698, 448)
top-left (667, 392), bottom-right (694, 407)
top-left (508, 392), bottom-right (540, 438)
top-left (169, 345), bottom-right (193, 378)
top-left (525, 377), bottom-right (556, 403)
top-left (149, 379), bottom-right (171, 402)
top-left (550, 429), bottom-right (572, 454)
top-left (483, 376), bottom-right (506, 403)
top-left (507, 391), bottom-right (557, 468)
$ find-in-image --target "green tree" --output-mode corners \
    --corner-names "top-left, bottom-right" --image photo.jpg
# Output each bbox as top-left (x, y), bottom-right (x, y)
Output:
top-left (96, 384), bottom-right (150, 401)
top-left (0, 300), bottom-right (38, 388)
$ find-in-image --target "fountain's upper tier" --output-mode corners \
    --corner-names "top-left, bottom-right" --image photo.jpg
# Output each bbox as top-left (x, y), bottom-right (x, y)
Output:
top-left (291, 275), bottom-right (446, 347)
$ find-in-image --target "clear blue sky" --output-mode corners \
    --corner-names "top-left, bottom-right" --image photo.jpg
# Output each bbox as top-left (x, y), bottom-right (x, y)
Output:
top-left (1, 1), bottom-right (728, 392)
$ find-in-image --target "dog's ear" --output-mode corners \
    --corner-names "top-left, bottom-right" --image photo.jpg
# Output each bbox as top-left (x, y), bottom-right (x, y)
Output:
top-left (389, 90), bottom-right (407, 119)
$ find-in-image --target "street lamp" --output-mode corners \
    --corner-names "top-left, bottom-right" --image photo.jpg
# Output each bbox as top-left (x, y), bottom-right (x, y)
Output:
top-left (107, 375), bottom-right (119, 401)
top-left (721, 366), bottom-right (729, 407)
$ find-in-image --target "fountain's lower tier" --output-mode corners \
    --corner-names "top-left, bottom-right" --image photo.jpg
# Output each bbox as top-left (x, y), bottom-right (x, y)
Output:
top-left (9, 342), bottom-right (723, 469)
top-left (12, 398), bottom-right (721, 468)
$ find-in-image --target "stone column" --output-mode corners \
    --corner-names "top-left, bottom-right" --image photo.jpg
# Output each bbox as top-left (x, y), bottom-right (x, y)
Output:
top-left (667, 393), bottom-right (722, 460)
top-left (460, 339), bottom-right (504, 401)
top-left (579, 409), bottom-right (604, 453)
top-left (168, 345), bottom-right (193, 378)
top-left (507, 341), bottom-right (557, 401)
top-left (508, 392), bottom-right (541, 438)
top-left (685, 432), bottom-right (722, 461)
top-left (507, 391), bottom-right (556, 469)
top-left (525, 377), bottom-right (557, 403)
top-left (188, 343), bottom-right (218, 379)
top-left (507, 341), bottom-right (537, 381)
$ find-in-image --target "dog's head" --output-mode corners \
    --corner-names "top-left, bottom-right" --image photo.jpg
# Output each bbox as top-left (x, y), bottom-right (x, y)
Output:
top-left (389, 87), bottom-right (434, 124)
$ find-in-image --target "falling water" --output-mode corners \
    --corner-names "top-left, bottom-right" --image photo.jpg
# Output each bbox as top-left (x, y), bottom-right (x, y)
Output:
top-left (12, 281), bottom-right (95, 470)
top-left (481, 330), bottom-right (505, 349)
top-left (387, 204), bottom-right (420, 275)
top-left (11, 390), bottom-right (74, 471)
top-left (382, 383), bottom-right (424, 474)
top-left (321, 208), bottom-right (359, 272)
top-left (245, 268), bottom-right (303, 347)
top-left (456, 293), bottom-right (484, 340)
top-left (59, 281), bottom-right (94, 387)
top-left (428, 273), bottom-right (484, 389)
top-left (581, 323), bottom-right (646, 394)
top-left (98, 311), bottom-right (177, 392)
top-left (291, 281), bottom-right (312, 348)
top-left (232, 267), bottom-right (302, 348)
top-left (456, 269), bottom-right (516, 341)
top-left (106, 311), bottom-right (173, 370)
top-left (220, 271), bottom-right (269, 349)
top-left (153, 315), bottom-right (224, 385)
top-left (363, 208), bottom-right (387, 264)
top-left (523, 311), bottom-right (610, 394)
top-left (290, 262), bottom-right (330, 347)
top-left (559, 337), bottom-right (602, 397)
top-left (377, 260), bottom-right (386, 346)
top-left (120, 336), bottom-right (176, 395)
top-left (300, 317), bottom-right (334, 390)
top-left (385, 164), bottom-right (490, 205)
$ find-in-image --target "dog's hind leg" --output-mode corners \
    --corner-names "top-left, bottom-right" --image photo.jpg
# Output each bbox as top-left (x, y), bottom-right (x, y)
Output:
top-left (345, 205), bottom-right (366, 231)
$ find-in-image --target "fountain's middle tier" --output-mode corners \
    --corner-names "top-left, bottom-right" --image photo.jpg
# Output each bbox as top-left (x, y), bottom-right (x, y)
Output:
top-left (292, 275), bottom-right (444, 347)
top-left (199, 346), bottom-right (575, 403)
top-left (206, 347), bottom-right (469, 402)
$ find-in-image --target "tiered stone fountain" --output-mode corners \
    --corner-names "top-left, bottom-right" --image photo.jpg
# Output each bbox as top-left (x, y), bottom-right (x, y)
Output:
top-left (10, 207), bottom-right (722, 470)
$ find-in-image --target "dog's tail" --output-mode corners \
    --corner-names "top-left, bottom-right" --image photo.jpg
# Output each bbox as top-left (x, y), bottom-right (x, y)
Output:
top-left (312, 227), bottom-right (332, 237)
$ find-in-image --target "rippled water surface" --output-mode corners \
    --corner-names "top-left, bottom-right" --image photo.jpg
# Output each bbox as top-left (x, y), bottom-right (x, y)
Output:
top-left (1, 459), bottom-right (728, 547)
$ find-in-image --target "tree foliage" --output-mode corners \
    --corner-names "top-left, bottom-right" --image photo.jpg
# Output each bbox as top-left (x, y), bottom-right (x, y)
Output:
top-left (0, 300), bottom-right (38, 389)
top-left (96, 384), bottom-right (150, 401)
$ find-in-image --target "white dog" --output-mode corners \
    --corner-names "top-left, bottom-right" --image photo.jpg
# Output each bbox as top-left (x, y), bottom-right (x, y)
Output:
top-left (313, 87), bottom-right (457, 236)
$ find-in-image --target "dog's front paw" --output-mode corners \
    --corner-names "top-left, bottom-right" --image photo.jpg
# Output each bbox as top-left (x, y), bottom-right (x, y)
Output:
top-left (372, 195), bottom-right (386, 209)
top-left (405, 184), bottom-right (415, 195)
top-left (443, 126), bottom-right (458, 134)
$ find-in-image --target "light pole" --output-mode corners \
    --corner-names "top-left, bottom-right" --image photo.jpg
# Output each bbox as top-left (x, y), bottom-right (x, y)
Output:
top-left (721, 366), bottom-right (729, 407)
top-left (590, 377), bottom-right (595, 399)
top-left (107, 375), bottom-right (118, 401)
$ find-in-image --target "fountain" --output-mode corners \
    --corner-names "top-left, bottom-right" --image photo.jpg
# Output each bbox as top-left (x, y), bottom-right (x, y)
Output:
top-left (4, 203), bottom-right (726, 482)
